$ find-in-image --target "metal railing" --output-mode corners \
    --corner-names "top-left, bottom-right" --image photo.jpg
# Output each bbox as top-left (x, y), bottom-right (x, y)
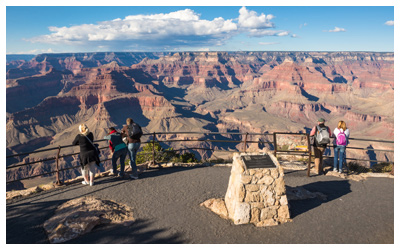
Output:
top-left (6, 131), bottom-right (394, 185)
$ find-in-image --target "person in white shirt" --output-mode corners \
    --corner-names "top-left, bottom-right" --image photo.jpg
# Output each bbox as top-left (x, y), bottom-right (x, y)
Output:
top-left (333, 120), bottom-right (350, 173)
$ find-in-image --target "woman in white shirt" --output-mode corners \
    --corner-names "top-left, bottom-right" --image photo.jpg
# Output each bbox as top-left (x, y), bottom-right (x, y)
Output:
top-left (333, 121), bottom-right (350, 173)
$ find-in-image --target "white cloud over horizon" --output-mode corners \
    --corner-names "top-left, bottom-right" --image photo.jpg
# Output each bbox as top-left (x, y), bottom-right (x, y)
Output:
top-left (259, 42), bottom-right (279, 45)
top-left (8, 48), bottom-right (54, 55)
top-left (384, 20), bottom-right (394, 26)
top-left (324, 27), bottom-right (346, 32)
top-left (27, 7), bottom-right (290, 51)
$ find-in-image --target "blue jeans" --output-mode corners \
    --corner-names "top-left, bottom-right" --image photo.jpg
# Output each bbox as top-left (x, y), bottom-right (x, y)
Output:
top-left (127, 142), bottom-right (141, 176)
top-left (334, 145), bottom-right (346, 172)
top-left (112, 148), bottom-right (127, 176)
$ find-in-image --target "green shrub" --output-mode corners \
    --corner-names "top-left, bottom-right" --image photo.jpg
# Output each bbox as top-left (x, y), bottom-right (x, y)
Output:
top-left (348, 161), bottom-right (371, 173)
top-left (136, 142), bottom-right (198, 164)
top-left (372, 163), bottom-right (393, 173)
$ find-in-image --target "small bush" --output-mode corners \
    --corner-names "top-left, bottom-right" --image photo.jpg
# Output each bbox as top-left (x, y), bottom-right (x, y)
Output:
top-left (348, 161), bottom-right (371, 173)
top-left (136, 142), bottom-right (198, 164)
top-left (372, 163), bottom-right (393, 173)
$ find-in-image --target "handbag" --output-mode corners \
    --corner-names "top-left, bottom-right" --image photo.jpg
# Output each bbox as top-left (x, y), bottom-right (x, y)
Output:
top-left (84, 135), bottom-right (100, 155)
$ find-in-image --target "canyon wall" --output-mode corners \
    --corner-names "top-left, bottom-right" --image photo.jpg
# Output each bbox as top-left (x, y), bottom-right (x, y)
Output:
top-left (6, 51), bottom-right (394, 185)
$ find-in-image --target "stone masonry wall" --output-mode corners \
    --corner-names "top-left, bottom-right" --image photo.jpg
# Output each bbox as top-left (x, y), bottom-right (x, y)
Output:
top-left (224, 152), bottom-right (291, 227)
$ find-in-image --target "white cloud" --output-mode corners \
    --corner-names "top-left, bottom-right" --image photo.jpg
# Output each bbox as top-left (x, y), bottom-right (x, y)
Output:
top-left (259, 42), bottom-right (279, 45)
top-left (384, 20), bottom-right (394, 26)
top-left (27, 7), bottom-right (290, 51)
top-left (248, 29), bottom-right (290, 37)
top-left (325, 27), bottom-right (346, 32)
top-left (299, 23), bottom-right (307, 29)
top-left (10, 48), bottom-right (54, 54)
top-left (197, 48), bottom-right (210, 51)
top-left (238, 6), bottom-right (275, 29)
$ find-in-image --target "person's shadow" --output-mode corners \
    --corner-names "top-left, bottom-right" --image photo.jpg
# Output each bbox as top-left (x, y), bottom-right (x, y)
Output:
top-left (366, 145), bottom-right (377, 167)
top-left (288, 180), bottom-right (351, 218)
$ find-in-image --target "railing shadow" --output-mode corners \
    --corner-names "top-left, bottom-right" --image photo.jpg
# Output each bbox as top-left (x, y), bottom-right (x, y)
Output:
top-left (288, 180), bottom-right (351, 218)
top-left (136, 165), bottom-right (210, 180)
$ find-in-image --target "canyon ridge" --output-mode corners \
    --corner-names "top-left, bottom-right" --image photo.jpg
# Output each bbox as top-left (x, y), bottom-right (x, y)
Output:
top-left (6, 51), bottom-right (394, 187)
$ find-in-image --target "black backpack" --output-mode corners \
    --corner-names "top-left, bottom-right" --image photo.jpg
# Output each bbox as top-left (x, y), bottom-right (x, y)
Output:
top-left (127, 123), bottom-right (143, 140)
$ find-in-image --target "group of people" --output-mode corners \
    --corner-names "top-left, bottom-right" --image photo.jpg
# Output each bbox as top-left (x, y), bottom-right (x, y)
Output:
top-left (310, 118), bottom-right (350, 174)
top-left (72, 118), bottom-right (143, 186)
top-left (72, 116), bottom-right (349, 186)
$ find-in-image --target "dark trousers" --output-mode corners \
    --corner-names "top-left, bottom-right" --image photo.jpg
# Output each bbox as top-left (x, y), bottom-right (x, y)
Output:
top-left (112, 148), bottom-right (128, 176)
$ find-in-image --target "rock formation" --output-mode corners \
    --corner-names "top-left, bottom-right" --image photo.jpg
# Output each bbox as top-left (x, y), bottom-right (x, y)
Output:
top-left (6, 51), bottom-right (394, 185)
top-left (43, 196), bottom-right (135, 243)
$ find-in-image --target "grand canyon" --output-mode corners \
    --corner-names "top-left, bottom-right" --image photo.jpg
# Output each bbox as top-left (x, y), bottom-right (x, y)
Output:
top-left (6, 51), bottom-right (394, 188)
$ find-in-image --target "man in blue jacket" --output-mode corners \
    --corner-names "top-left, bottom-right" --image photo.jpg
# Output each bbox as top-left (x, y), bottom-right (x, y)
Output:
top-left (104, 127), bottom-right (128, 178)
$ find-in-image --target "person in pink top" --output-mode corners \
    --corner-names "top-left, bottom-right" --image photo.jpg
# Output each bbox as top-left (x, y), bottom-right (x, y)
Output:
top-left (332, 121), bottom-right (350, 173)
top-left (310, 118), bottom-right (331, 175)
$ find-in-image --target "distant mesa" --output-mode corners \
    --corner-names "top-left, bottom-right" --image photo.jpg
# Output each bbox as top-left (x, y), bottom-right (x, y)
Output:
top-left (6, 51), bottom-right (394, 183)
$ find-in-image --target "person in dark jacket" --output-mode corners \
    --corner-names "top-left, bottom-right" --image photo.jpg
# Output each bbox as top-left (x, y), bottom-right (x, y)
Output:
top-left (104, 127), bottom-right (128, 178)
top-left (72, 124), bottom-right (100, 186)
top-left (121, 118), bottom-right (142, 180)
top-left (309, 118), bottom-right (331, 175)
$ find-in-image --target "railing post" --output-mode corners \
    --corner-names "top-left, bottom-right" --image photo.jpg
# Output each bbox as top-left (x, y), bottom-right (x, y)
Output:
top-left (273, 132), bottom-right (277, 157)
top-left (152, 132), bottom-right (156, 165)
top-left (243, 132), bottom-right (249, 153)
top-left (55, 145), bottom-right (62, 186)
top-left (307, 134), bottom-right (311, 177)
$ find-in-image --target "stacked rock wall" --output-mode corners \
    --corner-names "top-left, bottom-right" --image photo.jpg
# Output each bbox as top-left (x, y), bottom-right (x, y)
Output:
top-left (224, 153), bottom-right (290, 227)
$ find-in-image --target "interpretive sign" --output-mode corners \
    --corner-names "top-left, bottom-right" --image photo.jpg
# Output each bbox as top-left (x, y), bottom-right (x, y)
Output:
top-left (241, 154), bottom-right (276, 169)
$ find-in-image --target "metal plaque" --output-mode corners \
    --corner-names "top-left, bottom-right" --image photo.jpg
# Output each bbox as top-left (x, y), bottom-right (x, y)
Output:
top-left (241, 155), bottom-right (277, 169)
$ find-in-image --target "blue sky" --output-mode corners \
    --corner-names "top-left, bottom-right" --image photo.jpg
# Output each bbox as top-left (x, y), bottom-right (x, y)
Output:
top-left (4, 3), bottom-right (396, 54)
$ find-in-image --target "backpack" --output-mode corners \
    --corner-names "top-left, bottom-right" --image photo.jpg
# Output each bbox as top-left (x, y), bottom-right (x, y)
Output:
top-left (336, 130), bottom-right (347, 146)
top-left (127, 123), bottom-right (143, 140)
top-left (315, 125), bottom-right (330, 145)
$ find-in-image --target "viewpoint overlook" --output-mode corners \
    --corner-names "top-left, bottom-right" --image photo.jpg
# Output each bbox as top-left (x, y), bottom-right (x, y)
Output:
top-left (6, 51), bottom-right (394, 186)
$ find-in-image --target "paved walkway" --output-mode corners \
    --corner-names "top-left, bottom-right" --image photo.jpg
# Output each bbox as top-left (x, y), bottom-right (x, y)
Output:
top-left (6, 166), bottom-right (394, 244)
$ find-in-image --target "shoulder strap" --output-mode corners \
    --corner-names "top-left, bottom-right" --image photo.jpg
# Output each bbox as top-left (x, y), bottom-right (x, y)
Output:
top-left (83, 135), bottom-right (96, 148)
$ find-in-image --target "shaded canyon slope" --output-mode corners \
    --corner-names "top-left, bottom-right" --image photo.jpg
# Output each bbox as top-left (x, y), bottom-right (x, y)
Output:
top-left (6, 51), bottom-right (394, 182)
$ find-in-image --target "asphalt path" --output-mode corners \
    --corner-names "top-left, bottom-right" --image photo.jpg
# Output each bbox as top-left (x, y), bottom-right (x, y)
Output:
top-left (6, 166), bottom-right (394, 244)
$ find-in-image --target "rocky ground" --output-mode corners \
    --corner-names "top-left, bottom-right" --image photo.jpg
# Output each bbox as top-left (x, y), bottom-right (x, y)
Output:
top-left (6, 163), bottom-right (394, 244)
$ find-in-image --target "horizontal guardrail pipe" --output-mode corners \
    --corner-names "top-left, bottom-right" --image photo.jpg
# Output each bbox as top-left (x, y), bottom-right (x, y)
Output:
top-left (346, 137), bottom-right (394, 143)
top-left (6, 157), bottom-right (114, 184)
top-left (6, 131), bottom-right (394, 184)
top-left (322, 156), bottom-right (394, 164)
top-left (6, 140), bottom-right (109, 159)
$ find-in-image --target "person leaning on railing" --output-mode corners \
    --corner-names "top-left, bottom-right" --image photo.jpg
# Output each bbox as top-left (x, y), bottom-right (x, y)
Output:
top-left (104, 127), bottom-right (128, 178)
top-left (72, 124), bottom-right (100, 186)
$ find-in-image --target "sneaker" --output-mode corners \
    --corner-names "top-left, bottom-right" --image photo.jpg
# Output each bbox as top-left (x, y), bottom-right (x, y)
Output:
top-left (129, 174), bottom-right (139, 180)
top-left (333, 168), bottom-right (338, 172)
top-left (82, 181), bottom-right (89, 185)
top-left (338, 170), bottom-right (343, 174)
top-left (90, 182), bottom-right (94, 186)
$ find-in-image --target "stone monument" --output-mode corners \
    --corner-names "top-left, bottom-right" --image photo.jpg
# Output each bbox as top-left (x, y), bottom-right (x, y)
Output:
top-left (224, 152), bottom-right (291, 227)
